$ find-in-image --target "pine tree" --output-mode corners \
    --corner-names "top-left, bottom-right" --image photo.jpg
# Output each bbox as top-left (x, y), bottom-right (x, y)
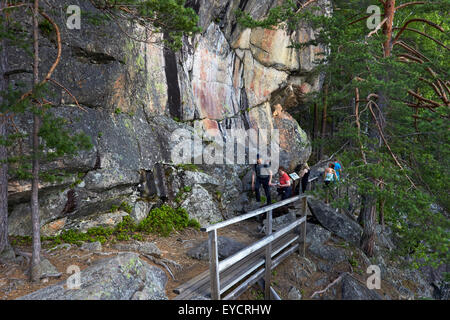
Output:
top-left (236, 0), bottom-right (449, 267)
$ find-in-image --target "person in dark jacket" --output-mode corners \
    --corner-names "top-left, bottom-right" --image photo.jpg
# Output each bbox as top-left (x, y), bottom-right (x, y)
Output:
top-left (251, 154), bottom-right (272, 206)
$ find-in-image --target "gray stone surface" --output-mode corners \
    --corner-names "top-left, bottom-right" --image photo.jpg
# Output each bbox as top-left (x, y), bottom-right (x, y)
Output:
top-left (18, 253), bottom-right (167, 300)
top-left (308, 243), bottom-right (347, 263)
top-left (288, 287), bottom-right (302, 300)
top-left (308, 198), bottom-right (362, 245)
top-left (0, 245), bottom-right (16, 263)
top-left (181, 184), bottom-right (221, 226)
top-left (187, 237), bottom-right (247, 261)
top-left (38, 259), bottom-right (63, 279)
top-left (300, 223), bottom-right (332, 246)
top-left (341, 273), bottom-right (383, 300)
top-left (113, 241), bottom-right (161, 258)
top-left (81, 241), bottom-right (102, 252)
top-left (7, 0), bottom-right (319, 237)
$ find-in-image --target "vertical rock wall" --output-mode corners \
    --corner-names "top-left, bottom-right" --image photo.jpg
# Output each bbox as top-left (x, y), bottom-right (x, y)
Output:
top-left (7, 0), bottom-right (327, 233)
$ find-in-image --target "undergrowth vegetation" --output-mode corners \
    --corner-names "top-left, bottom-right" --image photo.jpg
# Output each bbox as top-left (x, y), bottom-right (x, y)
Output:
top-left (10, 204), bottom-right (200, 247)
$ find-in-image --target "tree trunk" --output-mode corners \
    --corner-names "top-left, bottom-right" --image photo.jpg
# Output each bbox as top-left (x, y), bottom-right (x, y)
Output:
top-left (0, 0), bottom-right (9, 255)
top-left (30, 0), bottom-right (41, 282)
top-left (0, 116), bottom-right (7, 255)
top-left (319, 83), bottom-right (328, 160)
top-left (313, 102), bottom-right (319, 161)
top-left (360, 194), bottom-right (376, 257)
top-left (382, 0), bottom-right (396, 58)
top-left (360, 1), bottom-right (396, 258)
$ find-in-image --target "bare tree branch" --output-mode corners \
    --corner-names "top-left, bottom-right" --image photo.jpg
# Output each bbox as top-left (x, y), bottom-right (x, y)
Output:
top-left (367, 17), bottom-right (388, 37)
top-left (395, 1), bottom-right (425, 11)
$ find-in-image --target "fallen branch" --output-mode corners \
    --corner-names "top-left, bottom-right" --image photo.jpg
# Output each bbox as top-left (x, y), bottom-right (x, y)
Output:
top-left (142, 254), bottom-right (182, 280)
top-left (295, 0), bottom-right (319, 14)
top-left (310, 274), bottom-right (344, 299)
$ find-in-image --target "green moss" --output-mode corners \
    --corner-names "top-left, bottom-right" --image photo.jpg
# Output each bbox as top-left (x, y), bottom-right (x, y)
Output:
top-left (136, 54), bottom-right (145, 70)
top-left (12, 202), bottom-right (200, 249)
top-left (176, 163), bottom-right (200, 172)
top-left (138, 205), bottom-right (200, 237)
top-left (348, 256), bottom-right (359, 268)
top-left (39, 20), bottom-right (54, 37)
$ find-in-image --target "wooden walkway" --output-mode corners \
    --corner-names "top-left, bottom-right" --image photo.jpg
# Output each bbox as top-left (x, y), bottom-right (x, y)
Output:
top-left (173, 178), bottom-right (317, 300)
top-left (174, 231), bottom-right (301, 300)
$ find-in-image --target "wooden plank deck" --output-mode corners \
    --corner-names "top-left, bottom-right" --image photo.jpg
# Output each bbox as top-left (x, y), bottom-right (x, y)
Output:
top-left (173, 231), bottom-right (299, 300)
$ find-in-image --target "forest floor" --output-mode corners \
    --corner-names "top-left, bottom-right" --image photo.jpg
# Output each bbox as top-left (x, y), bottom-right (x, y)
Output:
top-left (0, 216), bottom-right (406, 300)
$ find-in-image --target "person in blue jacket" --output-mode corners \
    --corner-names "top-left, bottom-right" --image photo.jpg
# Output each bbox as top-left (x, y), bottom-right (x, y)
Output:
top-left (334, 159), bottom-right (342, 181)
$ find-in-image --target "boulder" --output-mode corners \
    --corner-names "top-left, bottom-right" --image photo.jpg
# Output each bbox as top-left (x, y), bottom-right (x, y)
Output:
top-left (308, 243), bottom-right (347, 263)
top-left (187, 237), bottom-right (247, 261)
top-left (341, 273), bottom-right (383, 300)
top-left (300, 223), bottom-right (332, 246)
top-left (24, 258), bottom-right (62, 280)
top-left (18, 253), bottom-right (167, 300)
top-left (308, 198), bottom-right (362, 245)
top-left (0, 245), bottom-right (16, 263)
top-left (180, 184), bottom-right (222, 226)
top-left (262, 212), bottom-right (296, 232)
top-left (287, 287), bottom-right (302, 300)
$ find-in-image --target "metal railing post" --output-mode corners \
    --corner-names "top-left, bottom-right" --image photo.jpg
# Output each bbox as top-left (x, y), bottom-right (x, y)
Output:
top-left (264, 209), bottom-right (272, 300)
top-left (209, 229), bottom-right (220, 300)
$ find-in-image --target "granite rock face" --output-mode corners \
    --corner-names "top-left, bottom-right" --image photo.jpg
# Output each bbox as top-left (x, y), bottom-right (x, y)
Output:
top-left (17, 253), bottom-right (167, 300)
top-left (308, 198), bottom-right (363, 245)
top-left (341, 273), bottom-right (383, 300)
top-left (7, 0), bottom-right (327, 235)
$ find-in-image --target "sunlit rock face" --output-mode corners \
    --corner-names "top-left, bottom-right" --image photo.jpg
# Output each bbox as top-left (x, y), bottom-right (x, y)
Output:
top-left (7, 0), bottom-right (327, 234)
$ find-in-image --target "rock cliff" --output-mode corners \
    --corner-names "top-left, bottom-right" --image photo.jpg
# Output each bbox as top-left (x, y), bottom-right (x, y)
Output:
top-left (7, 0), bottom-right (327, 235)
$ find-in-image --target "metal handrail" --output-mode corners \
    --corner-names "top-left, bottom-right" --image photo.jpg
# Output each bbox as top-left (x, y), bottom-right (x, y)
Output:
top-left (203, 179), bottom-right (311, 300)
top-left (218, 215), bottom-right (306, 273)
top-left (201, 176), bottom-right (317, 233)
top-left (201, 195), bottom-right (301, 232)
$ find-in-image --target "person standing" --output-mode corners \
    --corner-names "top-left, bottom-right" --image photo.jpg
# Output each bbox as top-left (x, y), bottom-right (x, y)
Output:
top-left (334, 159), bottom-right (342, 181)
top-left (323, 163), bottom-right (338, 203)
top-left (299, 163), bottom-right (311, 193)
top-left (252, 154), bottom-right (272, 206)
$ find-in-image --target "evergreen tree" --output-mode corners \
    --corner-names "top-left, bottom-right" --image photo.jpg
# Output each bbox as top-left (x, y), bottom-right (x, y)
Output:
top-left (237, 0), bottom-right (449, 267)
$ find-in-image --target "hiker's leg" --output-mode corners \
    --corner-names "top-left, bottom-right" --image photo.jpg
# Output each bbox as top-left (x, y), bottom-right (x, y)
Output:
top-left (262, 178), bottom-right (271, 205)
top-left (286, 186), bottom-right (292, 198)
top-left (281, 188), bottom-right (288, 200)
top-left (255, 178), bottom-right (261, 202)
top-left (301, 180), bottom-right (307, 193)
